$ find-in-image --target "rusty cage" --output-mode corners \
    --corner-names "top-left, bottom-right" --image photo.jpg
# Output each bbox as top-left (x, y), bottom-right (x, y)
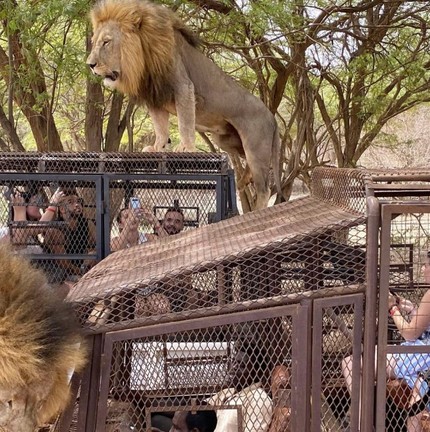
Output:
top-left (3, 155), bottom-right (430, 432)
top-left (63, 166), bottom-right (371, 432)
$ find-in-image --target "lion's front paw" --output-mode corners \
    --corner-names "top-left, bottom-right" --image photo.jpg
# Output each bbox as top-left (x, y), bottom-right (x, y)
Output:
top-left (143, 145), bottom-right (157, 152)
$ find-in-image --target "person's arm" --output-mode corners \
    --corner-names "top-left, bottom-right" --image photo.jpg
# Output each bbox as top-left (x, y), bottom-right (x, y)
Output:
top-left (153, 224), bottom-right (169, 238)
top-left (388, 289), bottom-right (430, 341)
top-left (10, 192), bottom-right (31, 245)
top-left (140, 206), bottom-right (169, 238)
top-left (11, 189), bottom-right (64, 244)
top-left (110, 210), bottom-right (139, 251)
top-left (39, 189), bottom-right (64, 222)
top-left (44, 228), bottom-right (82, 276)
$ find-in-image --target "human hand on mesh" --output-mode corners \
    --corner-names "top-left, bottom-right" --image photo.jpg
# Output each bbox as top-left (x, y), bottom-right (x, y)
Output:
top-left (388, 291), bottom-right (414, 314)
top-left (50, 188), bottom-right (65, 206)
top-left (10, 190), bottom-right (25, 207)
top-left (139, 205), bottom-right (160, 229)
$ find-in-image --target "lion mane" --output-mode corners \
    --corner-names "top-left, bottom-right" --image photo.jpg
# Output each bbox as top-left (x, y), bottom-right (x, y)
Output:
top-left (89, 0), bottom-right (198, 108)
top-left (0, 246), bottom-right (86, 431)
top-left (87, 0), bottom-right (282, 209)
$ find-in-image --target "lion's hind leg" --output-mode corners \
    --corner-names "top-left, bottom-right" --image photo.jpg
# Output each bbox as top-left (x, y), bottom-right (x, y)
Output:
top-left (236, 163), bottom-right (253, 191)
top-left (236, 162), bottom-right (270, 209)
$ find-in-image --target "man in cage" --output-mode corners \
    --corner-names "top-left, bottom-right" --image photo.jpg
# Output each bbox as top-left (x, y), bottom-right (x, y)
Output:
top-left (110, 206), bottom-right (149, 251)
top-left (43, 190), bottom-right (97, 288)
top-left (111, 204), bottom-right (185, 251)
top-left (206, 338), bottom-right (273, 432)
top-left (143, 205), bottom-right (186, 241)
top-left (342, 254), bottom-right (430, 432)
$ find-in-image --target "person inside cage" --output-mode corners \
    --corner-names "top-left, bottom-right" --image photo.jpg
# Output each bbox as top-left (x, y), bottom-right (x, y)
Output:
top-left (110, 206), bottom-right (148, 251)
top-left (42, 189), bottom-right (97, 287)
top-left (111, 203), bottom-right (185, 251)
top-left (0, 185), bottom-right (64, 253)
top-left (342, 253), bottom-right (430, 432)
top-left (206, 338), bottom-right (273, 432)
top-left (167, 409), bottom-right (218, 432)
top-left (144, 205), bottom-right (185, 240)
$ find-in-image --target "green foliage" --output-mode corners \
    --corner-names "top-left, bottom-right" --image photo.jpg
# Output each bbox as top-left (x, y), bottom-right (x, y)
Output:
top-left (0, 0), bottom-right (429, 197)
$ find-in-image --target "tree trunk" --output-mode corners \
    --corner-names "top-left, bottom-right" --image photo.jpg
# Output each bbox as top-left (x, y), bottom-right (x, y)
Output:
top-left (0, 27), bottom-right (63, 151)
top-left (85, 32), bottom-right (104, 152)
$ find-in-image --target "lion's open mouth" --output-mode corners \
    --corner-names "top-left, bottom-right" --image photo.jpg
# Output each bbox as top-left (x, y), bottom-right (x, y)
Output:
top-left (105, 71), bottom-right (119, 81)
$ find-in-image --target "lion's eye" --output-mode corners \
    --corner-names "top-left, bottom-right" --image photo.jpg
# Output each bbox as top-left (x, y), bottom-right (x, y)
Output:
top-left (103, 40), bottom-right (110, 47)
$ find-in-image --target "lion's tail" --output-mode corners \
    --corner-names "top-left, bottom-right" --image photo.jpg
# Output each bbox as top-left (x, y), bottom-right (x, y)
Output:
top-left (272, 121), bottom-right (284, 201)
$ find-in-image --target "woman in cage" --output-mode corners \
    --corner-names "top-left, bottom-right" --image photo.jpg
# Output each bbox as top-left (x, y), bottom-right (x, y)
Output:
top-left (342, 255), bottom-right (430, 432)
top-left (0, 185), bottom-right (63, 252)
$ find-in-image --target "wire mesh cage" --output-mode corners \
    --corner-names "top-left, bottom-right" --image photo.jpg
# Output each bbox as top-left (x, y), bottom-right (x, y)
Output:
top-left (58, 166), bottom-right (369, 432)
top-left (4, 160), bottom-right (430, 431)
top-left (0, 152), bottom-right (236, 302)
top-left (375, 203), bottom-right (430, 432)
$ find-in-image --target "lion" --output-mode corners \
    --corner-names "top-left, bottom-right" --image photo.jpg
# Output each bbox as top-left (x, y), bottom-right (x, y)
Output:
top-left (0, 245), bottom-right (86, 432)
top-left (86, 0), bottom-right (282, 209)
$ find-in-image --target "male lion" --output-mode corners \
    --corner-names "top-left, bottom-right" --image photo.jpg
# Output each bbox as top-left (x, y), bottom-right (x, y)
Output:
top-left (0, 246), bottom-right (86, 432)
top-left (87, 0), bottom-right (282, 209)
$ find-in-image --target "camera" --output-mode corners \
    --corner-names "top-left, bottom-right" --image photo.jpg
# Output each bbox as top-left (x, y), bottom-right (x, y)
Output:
top-left (130, 197), bottom-right (141, 210)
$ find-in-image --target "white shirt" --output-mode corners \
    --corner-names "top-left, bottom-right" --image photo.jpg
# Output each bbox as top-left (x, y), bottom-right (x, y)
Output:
top-left (207, 383), bottom-right (273, 432)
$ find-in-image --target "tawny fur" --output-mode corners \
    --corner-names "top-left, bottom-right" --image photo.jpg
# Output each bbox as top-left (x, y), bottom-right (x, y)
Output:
top-left (0, 245), bottom-right (86, 431)
top-left (89, 0), bottom-right (198, 107)
top-left (87, 0), bottom-right (282, 209)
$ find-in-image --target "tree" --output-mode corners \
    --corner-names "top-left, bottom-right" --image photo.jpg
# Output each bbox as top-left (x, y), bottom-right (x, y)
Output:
top-left (184, 0), bottom-right (430, 202)
top-left (0, 0), bottom-right (429, 210)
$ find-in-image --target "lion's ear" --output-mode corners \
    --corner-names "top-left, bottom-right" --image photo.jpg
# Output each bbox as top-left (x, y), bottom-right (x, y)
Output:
top-left (130, 11), bottom-right (143, 31)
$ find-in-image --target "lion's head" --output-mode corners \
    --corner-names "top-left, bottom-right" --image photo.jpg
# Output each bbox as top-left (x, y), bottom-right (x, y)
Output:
top-left (87, 0), bottom-right (198, 107)
top-left (0, 245), bottom-right (87, 431)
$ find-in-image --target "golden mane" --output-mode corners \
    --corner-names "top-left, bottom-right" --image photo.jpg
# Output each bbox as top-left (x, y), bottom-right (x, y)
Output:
top-left (90, 0), bottom-right (199, 107)
top-left (0, 245), bottom-right (86, 425)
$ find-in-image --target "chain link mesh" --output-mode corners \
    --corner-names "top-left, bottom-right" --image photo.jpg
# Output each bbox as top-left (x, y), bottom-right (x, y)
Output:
top-left (3, 155), bottom-right (430, 431)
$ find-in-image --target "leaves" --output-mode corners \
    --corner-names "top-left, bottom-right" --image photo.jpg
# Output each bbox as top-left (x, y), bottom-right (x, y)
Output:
top-left (0, 0), bottom-right (430, 208)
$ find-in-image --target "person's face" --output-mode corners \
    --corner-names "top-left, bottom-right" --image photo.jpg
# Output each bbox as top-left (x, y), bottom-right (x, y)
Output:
top-left (60, 195), bottom-right (83, 218)
top-left (119, 209), bottom-right (139, 230)
top-left (169, 411), bottom-right (190, 432)
top-left (162, 211), bottom-right (184, 235)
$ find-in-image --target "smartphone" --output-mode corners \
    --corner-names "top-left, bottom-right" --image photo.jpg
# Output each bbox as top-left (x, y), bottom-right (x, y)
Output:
top-left (130, 197), bottom-right (141, 210)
